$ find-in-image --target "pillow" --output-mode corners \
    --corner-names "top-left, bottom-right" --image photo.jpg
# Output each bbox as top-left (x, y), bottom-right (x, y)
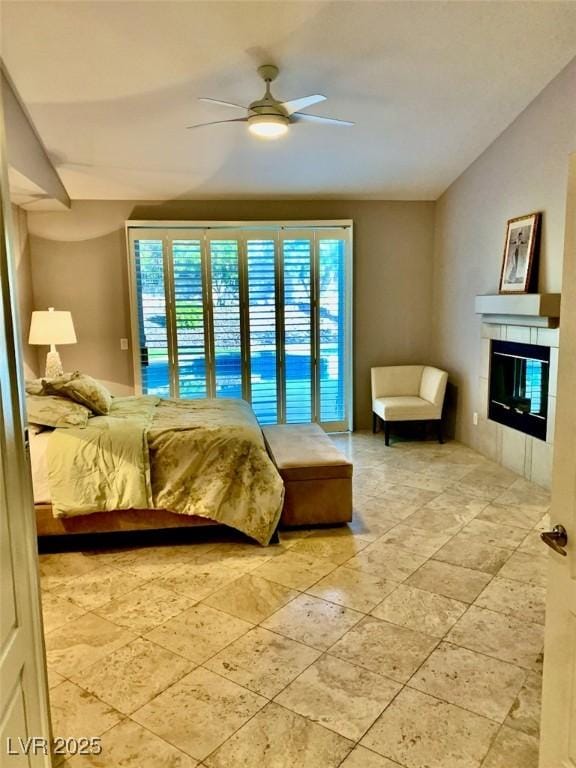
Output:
top-left (25, 379), bottom-right (45, 395)
top-left (43, 372), bottom-right (112, 415)
top-left (26, 394), bottom-right (90, 429)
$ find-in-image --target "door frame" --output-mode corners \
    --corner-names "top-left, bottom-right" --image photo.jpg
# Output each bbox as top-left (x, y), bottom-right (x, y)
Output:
top-left (539, 152), bottom-right (576, 768)
top-left (0, 86), bottom-right (52, 765)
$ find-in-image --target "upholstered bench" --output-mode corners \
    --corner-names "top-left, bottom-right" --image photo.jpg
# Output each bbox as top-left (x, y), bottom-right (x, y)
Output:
top-left (262, 424), bottom-right (353, 527)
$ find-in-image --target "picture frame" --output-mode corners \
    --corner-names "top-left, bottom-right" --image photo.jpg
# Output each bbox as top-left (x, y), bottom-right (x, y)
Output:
top-left (499, 212), bottom-right (541, 294)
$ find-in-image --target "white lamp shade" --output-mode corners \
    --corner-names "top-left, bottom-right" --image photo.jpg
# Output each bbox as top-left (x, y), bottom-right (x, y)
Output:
top-left (29, 308), bottom-right (77, 345)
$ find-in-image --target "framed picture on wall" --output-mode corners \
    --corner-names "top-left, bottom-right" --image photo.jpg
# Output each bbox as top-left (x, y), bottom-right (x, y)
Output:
top-left (499, 212), bottom-right (541, 294)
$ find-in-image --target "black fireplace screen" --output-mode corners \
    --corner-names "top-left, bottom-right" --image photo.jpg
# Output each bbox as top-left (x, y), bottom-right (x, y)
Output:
top-left (488, 339), bottom-right (549, 440)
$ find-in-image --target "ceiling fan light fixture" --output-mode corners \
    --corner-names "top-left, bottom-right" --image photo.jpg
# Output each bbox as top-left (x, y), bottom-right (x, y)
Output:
top-left (190, 65), bottom-right (353, 134)
top-left (248, 114), bottom-right (289, 139)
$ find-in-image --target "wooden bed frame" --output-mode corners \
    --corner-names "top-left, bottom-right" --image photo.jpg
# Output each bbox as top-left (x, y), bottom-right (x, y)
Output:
top-left (35, 504), bottom-right (280, 550)
top-left (35, 504), bottom-right (217, 536)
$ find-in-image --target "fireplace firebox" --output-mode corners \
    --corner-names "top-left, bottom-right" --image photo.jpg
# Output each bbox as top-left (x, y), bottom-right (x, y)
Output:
top-left (488, 339), bottom-right (549, 441)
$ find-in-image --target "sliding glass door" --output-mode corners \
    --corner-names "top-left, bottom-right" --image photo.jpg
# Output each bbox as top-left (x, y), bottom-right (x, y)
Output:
top-left (128, 223), bottom-right (352, 431)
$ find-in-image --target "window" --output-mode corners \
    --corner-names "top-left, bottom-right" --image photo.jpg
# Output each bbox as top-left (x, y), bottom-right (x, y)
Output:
top-left (127, 222), bottom-right (352, 431)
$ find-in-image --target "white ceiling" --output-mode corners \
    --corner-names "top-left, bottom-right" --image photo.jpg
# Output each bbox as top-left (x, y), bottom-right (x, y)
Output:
top-left (3, 1), bottom-right (576, 201)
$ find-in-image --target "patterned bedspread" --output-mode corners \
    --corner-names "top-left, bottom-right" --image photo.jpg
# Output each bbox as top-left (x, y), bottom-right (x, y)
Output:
top-left (47, 396), bottom-right (284, 545)
top-left (147, 398), bottom-right (284, 544)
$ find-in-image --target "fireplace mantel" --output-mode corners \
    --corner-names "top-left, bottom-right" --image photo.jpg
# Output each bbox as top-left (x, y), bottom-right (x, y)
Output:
top-left (475, 293), bottom-right (560, 327)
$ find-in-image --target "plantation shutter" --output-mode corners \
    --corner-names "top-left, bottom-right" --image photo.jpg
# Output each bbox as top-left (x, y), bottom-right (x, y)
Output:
top-left (169, 235), bottom-right (208, 399)
top-left (131, 233), bottom-right (170, 397)
top-left (207, 235), bottom-right (243, 400)
top-left (317, 232), bottom-right (348, 426)
top-left (281, 233), bottom-right (314, 424)
top-left (128, 224), bottom-right (352, 431)
top-left (246, 237), bottom-right (279, 424)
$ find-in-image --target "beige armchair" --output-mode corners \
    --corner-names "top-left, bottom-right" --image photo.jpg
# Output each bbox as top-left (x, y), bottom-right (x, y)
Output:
top-left (371, 365), bottom-right (448, 446)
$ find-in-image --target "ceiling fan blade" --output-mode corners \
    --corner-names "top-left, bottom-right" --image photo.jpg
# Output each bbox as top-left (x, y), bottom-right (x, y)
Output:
top-left (292, 112), bottom-right (354, 127)
top-left (280, 94), bottom-right (326, 116)
top-left (198, 97), bottom-right (249, 112)
top-left (186, 118), bottom-right (249, 129)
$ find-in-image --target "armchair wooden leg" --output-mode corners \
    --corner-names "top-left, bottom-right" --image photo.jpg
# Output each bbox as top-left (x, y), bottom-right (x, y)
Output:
top-left (384, 421), bottom-right (390, 447)
top-left (372, 412), bottom-right (378, 434)
top-left (437, 420), bottom-right (444, 444)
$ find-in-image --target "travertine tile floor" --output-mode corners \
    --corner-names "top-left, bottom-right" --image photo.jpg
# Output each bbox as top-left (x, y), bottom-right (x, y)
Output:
top-left (40, 433), bottom-right (550, 768)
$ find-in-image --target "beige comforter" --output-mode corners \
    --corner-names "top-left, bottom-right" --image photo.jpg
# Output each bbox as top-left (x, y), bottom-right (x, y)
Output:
top-left (47, 395), bottom-right (158, 516)
top-left (47, 396), bottom-right (284, 545)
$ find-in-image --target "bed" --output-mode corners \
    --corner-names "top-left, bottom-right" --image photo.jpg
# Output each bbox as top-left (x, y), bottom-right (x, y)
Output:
top-left (30, 395), bottom-right (284, 546)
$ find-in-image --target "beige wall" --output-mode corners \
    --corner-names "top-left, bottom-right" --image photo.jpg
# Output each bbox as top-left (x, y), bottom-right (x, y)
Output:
top-left (27, 199), bottom-right (435, 428)
top-left (432, 57), bottom-right (576, 447)
top-left (10, 204), bottom-right (38, 378)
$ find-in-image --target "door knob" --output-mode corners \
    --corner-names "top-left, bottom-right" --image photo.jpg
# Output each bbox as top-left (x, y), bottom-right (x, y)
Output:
top-left (540, 525), bottom-right (568, 556)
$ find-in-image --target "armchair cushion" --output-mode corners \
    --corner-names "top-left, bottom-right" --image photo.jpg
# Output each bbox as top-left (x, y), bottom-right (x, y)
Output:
top-left (420, 367), bottom-right (448, 407)
top-left (371, 365), bottom-right (423, 399)
top-left (373, 396), bottom-right (440, 422)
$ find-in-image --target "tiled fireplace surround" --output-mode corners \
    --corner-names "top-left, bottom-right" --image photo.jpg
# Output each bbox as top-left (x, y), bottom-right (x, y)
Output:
top-left (475, 323), bottom-right (558, 490)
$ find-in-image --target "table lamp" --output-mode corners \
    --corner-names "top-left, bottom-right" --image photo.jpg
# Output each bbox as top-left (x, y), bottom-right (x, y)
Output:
top-left (29, 307), bottom-right (77, 378)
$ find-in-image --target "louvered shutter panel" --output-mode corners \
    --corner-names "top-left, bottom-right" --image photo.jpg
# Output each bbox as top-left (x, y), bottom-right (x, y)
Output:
top-left (172, 238), bottom-right (208, 399)
top-left (133, 238), bottom-right (170, 396)
top-left (282, 237), bottom-right (313, 423)
top-left (209, 239), bottom-right (243, 399)
top-left (318, 237), bottom-right (346, 423)
top-left (246, 239), bottom-right (278, 424)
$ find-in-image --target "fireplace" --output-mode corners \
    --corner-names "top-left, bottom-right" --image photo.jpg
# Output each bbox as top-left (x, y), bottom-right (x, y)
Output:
top-left (488, 339), bottom-right (549, 440)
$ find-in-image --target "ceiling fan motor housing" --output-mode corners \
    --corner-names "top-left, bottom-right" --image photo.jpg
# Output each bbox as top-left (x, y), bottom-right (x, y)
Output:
top-left (247, 66), bottom-right (290, 137)
top-left (249, 65), bottom-right (288, 118)
top-left (257, 64), bottom-right (279, 83)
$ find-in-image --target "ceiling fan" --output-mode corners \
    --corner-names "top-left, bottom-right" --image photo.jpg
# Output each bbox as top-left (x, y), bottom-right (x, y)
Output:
top-left (188, 65), bottom-right (354, 139)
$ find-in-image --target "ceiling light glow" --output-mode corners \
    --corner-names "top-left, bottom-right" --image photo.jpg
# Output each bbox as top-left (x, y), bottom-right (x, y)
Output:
top-left (248, 114), bottom-right (289, 139)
